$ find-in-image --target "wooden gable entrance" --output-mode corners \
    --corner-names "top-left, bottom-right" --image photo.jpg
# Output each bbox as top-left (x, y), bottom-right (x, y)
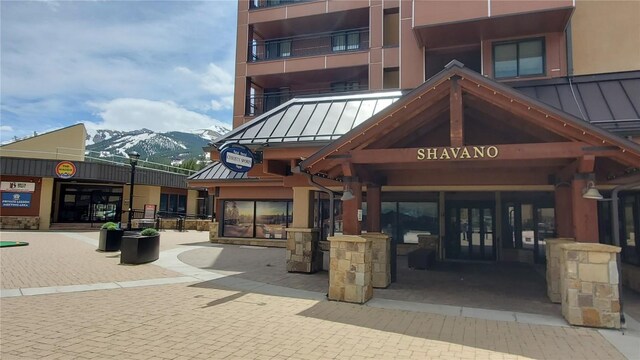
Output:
top-left (298, 61), bottom-right (640, 244)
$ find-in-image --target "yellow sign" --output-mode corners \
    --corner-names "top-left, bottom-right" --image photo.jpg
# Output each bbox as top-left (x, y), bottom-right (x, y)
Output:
top-left (417, 146), bottom-right (499, 160)
top-left (55, 161), bottom-right (77, 179)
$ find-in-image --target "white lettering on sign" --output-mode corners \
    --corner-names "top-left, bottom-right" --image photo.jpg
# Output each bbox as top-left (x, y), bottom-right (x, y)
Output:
top-left (226, 152), bottom-right (253, 167)
top-left (0, 181), bottom-right (36, 193)
top-left (417, 146), bottom-right (499, 160)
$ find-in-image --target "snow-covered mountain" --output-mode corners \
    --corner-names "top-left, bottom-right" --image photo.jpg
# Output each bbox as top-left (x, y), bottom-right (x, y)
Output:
top-left (85, 125), bottom-right (230, 164)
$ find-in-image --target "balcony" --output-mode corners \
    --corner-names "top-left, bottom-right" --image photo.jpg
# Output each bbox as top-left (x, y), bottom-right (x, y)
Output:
top-left (246, 84), bottom-right (368, 117)
top-left (249, 0), bottom-right (314, 10)
top-left (413, 1), bottom-right (574, 48)
top-left (249, 28), bottom-right (369, 62)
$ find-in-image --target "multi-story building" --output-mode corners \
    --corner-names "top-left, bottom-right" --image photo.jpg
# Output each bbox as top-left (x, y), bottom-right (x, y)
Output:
top-left (190, 1), bottom-right (640, 298)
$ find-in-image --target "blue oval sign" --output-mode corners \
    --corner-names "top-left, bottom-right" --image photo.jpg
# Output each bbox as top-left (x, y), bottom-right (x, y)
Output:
top-left (220, 144), bottom-right (255, 173)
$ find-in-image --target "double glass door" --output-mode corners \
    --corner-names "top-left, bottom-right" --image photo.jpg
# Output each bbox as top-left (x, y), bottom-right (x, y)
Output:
top-left (446, 202), bottom-right (496, 260)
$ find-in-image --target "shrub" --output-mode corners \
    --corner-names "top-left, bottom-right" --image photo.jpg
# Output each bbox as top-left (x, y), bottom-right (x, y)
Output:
top-left (140, 228), bottom-right (159, 236)
top-left (101, 222), bottom-right (119, 230)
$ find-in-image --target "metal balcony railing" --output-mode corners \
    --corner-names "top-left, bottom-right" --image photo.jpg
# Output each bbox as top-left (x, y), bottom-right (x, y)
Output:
top-left (249, 0), bottom-right (314, 10)
top-left (249, 28), bottom-right (369, 62)
top-left (246, 84), bottom-right (368, 117)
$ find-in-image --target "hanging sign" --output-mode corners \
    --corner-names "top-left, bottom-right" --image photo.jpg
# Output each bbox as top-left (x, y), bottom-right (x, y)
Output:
top-left (1, 193), bottom-right (32, 208)
top-left (55, 161), bottom-right (77, 179)
top-left (0, 181), bottom-right (35, 193)
top-left (219, 143), bottom-right (255, 173)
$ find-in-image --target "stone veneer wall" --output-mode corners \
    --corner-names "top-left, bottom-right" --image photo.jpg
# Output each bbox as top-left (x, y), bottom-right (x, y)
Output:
top-left (362, 233), bottom-right (391, 288)
top-left (328, 235), bottom-right (373, 304)
top-left (560, 242), bottom-right (621, 329)
top-left (0, 216), bottom-right (39, 230)
top-left (285, 228), bottom-right (322, 273)
top-left (545, 238), bottom-right (575, 303)
top-left (209, 221), bottom-right (219, 242)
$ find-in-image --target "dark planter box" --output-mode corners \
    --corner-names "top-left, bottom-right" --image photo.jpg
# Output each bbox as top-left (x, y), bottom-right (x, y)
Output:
top-left (98, 229), bottom-right (124, 252)
top-left (120, 234), bottom-right (160, 264)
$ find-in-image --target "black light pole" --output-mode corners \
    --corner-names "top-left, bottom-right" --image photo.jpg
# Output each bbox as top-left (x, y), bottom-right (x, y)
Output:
top-left (127, 151), bottom-right (140, 230)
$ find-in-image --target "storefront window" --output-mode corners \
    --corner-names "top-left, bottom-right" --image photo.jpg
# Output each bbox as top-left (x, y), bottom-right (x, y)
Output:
top-left (223, 201), bottom-right (255, 238)
top-left (159, 193), bottom-right (187, 216)
top-left (381, 202), bottom-right (438, 244)
top-left (621, 195), bottom-right (639, 265)
top-left (256, 202), bottom-right (288, 239)
top-left (223, 200), bottom-right (292, 239)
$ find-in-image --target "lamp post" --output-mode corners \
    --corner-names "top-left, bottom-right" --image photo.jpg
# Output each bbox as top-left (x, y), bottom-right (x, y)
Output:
top-left (127, 151), bottom-right (140, 230)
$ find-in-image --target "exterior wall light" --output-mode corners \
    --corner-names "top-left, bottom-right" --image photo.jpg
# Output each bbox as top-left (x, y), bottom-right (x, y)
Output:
top-left (582, 181), bottom-right (603, 200)
top-left (340, 188), bottom-right (354, 201)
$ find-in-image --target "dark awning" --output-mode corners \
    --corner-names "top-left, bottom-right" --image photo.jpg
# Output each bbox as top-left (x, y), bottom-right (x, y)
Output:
top-left (188, 161), bottom-right (248, 181)
top-left (510, 71), bottom-right (640, 135)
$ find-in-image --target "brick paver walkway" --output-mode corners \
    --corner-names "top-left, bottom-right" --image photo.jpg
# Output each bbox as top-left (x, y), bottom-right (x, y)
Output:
top-left (0, 230), bottom-right (632, 359)
top-left (0, 231), bottom-right (181, 289)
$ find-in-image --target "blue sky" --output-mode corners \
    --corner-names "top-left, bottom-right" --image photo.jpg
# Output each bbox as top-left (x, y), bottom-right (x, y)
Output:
top-left (1, 0), bottom-right (237, 141)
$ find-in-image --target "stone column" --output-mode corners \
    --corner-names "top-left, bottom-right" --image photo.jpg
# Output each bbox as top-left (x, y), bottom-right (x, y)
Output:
top-left (328, 235), bottom-right (373, 304)
top-left (545, 238), bottom-right (575, 303)
top-left (209, 221), bottom-right (219, 243)
top-left (285, 228), bottom-right (322, 273)
top-left (560, 243), bottom-right (621, 329)
top-left (362, 232), bottom-right (390, 288)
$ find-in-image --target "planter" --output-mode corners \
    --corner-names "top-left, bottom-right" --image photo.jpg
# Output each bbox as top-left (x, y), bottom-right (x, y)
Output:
top-left (98, 229), bottom-right (124, 252)
top-left (120, 234), bottom-right (160, 265)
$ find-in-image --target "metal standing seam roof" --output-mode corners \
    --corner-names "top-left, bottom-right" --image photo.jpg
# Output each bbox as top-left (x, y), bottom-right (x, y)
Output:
top-left (511, 71), bottom-right (640, 135)
top-left (188, 161), bottom-right (248, 181)
top-left (192, 70), bottom-right (640, 182)
top-left (211, 91), bottom-right (403, 147)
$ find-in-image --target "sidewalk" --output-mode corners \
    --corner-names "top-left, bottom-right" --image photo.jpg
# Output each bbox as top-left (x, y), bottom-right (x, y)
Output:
top-left (0, 231), bottom-right (636, 359)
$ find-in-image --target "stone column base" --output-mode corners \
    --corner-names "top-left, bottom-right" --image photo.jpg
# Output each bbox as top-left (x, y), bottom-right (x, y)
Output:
top-left (209, 221), bottom-right (219, 243)
top-left (545, 238), bottom-right (575, 303)
top-left (328, 235), bottom-right (373, 304)
top-left (560, 242), bottom-right (621, 329)
top-left (362, 233), bottom-right (391, 288)
top-left (285, 228), bottom-right (322, 273)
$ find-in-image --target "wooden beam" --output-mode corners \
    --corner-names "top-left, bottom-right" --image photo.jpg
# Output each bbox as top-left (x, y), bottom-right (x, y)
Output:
top-left (350, 142), bottom-right (616, 164)
top-left (262, 147), bottom-right (321, 160)
top-left (263, 160), bottom-right (288, 177)
top-left (366, 185), bottom-right (381, 232)
top-left (578, 155), bottom-right (596, 173)
top-left (450, 76), bottom-right (464, 147)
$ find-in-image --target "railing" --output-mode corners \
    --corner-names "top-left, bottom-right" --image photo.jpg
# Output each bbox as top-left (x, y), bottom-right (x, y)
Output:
top-left (246, 84), bottom-right (369, 116)
top-left (84, 151), bottom-right (198, 176)
top-left (249, 0), bottom-right (314, 10)
top-left (0, 148), bottom-right (198, 176)
top-left (249, 28), bottom-right (369, 62)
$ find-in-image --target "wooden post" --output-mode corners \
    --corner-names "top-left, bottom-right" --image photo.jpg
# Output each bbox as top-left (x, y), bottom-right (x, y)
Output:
top-left (343, 181), bottom-right (362, 235)
top-left (366, 185), bottom-right (381, 232)
top-left (571, 178), bottom-right (599, 242)
top-left (450, 76), bottom-right (464, 147)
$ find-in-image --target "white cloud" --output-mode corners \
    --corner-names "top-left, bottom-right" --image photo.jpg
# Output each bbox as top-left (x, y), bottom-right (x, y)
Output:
top-left (0, 125), bottom-right (14, 132)
top-left (86, 98), bottom-right (230, 133)
top-left (1, 1), bottom-right (238, 137)
top-left (211, 96), bottom-right (234, 111)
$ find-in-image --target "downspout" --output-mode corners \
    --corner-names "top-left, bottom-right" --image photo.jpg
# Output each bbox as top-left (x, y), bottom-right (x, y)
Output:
top-left (610, 180), bottom-right (640, 328)
top-left (301, 171), bottom-right (337, 237)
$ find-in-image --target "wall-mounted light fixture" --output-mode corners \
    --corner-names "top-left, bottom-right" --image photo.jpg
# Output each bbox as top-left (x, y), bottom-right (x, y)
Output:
top-left (582, 181), bottom-right (603, 200)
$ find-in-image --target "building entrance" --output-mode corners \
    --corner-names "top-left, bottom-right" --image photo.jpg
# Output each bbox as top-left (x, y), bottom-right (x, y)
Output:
top-left (56, 184), bottom-right (123, 223)
top-left (445, 201), bottom-right (496, 261)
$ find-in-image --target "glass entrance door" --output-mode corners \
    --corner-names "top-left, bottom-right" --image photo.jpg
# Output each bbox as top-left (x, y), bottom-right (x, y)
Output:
top-left (445, 202), bottom-right (496, 260)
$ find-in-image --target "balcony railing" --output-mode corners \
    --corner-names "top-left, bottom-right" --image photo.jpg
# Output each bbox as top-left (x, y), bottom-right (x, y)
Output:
top-left (246, 84), bottom-right (368, 117)
top-left (249, 0), bottom-right (314, 10)
top-left (249, 28), bottom-right (369, 62)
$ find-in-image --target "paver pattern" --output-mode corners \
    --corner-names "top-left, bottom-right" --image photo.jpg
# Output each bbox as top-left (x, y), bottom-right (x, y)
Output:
top-left (0, 231), bottom-right (181, 289)
top-left (1, 283), bottom-right (625, 360)
top-left (0, 230), bottom-right (631, 359)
